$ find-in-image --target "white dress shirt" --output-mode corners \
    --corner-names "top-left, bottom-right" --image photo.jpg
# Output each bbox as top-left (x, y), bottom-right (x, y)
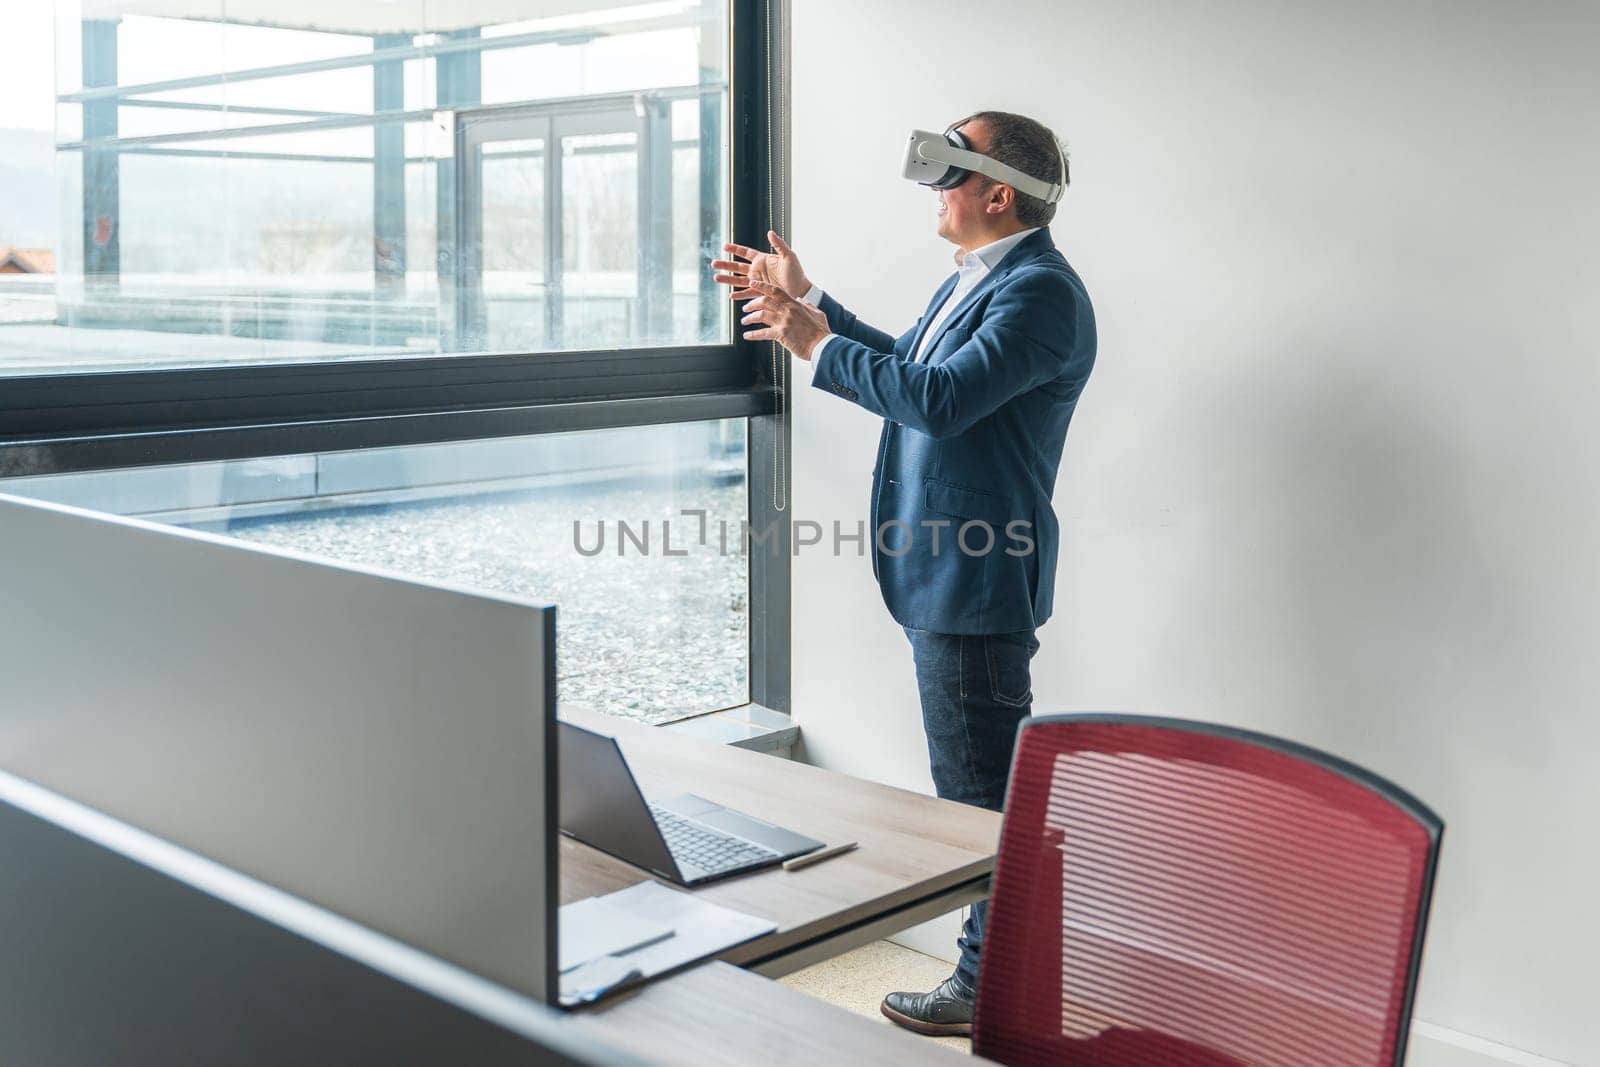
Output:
top-left (802, 227), bottom-right (1040, 364)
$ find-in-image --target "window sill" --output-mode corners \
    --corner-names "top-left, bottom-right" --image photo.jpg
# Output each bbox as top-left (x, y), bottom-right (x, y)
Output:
top-left (661, 703), bottom-right (799, 758)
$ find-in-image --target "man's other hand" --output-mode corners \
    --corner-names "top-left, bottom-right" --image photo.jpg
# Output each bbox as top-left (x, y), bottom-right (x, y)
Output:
top-left (740, 281), bottom-right (830, 360)
top-left (711, 230), bottom-right (810, 301)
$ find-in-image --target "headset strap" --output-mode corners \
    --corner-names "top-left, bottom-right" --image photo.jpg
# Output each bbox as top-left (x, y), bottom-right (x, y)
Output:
top-left (922, 141), bottom-right (1065, 205)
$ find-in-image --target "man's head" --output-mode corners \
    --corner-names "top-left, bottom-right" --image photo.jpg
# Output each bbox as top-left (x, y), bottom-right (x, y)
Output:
top-left (934, 110), bottom-right (1068, 250)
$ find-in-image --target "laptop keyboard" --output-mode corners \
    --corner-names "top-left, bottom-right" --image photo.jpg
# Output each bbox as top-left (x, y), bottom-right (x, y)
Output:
top-left (649, 804), bottom-right (780, 875)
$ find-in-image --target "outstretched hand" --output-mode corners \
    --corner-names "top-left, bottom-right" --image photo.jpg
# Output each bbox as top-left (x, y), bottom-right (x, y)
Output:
top-left (739, 281), bottom-right (831, 361)
top-left (711, 230), bottom-right (811, 301)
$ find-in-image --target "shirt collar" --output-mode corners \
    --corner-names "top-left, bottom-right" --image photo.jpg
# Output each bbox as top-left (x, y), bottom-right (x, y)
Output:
top-left (956, 227), bottom-right (1041, 272)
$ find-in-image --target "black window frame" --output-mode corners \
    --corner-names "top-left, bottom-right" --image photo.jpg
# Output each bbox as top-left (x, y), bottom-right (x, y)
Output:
top-left (0, 0), bottom-right (792, 715)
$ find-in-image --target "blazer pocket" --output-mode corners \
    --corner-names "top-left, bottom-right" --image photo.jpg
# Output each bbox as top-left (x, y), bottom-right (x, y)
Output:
top-left (923, 478), bottom-right (1015, 525)
top-left (938, 323), bottom-right (973, 346)
top-left (927, 324), bottom-right (973, 360)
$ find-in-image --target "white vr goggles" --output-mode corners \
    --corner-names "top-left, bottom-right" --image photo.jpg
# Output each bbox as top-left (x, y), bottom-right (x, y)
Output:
top-left (902, 126), bottom-right (1068, 205)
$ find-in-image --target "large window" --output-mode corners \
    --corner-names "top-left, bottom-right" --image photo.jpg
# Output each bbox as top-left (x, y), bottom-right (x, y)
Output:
top-left (0, 1), bottom-right (791, 722)
top-left (1, 1), bottom-right (728, 374)
top-left (0, 420), bottom-right (750, 724)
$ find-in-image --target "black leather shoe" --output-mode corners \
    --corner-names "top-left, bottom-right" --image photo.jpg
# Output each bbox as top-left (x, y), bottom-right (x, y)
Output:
top-left (880, 975), bottom-right (975, 1037)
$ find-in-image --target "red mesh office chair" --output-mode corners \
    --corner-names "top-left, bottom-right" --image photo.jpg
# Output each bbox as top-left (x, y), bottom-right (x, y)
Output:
top-left (973, 715), bottom-right (1442, 1067)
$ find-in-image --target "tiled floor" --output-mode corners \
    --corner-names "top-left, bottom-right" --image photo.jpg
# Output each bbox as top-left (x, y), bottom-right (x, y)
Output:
top-left (778, 940), bottom-right (973, 1054)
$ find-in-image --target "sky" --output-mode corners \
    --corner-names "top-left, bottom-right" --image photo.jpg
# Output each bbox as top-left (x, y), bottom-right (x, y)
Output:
top-left (0, 2), bottom-right (58, 131)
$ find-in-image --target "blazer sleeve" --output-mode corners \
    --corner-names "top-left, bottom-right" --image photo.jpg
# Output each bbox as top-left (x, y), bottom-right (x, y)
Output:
top-left (810, 268), bottom-right (1085, 439)
top-left (817, 292), bottom-right (920, 358)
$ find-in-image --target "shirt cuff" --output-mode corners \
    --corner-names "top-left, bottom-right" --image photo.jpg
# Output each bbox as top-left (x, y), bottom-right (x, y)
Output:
top-left (800, 283), bottom-right (824, 306)
top-left (809, 333), bottom-right (838, 363)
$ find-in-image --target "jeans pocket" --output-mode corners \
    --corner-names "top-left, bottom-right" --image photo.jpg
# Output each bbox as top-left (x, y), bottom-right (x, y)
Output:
top-left (984, 633), bottom-right (1034, 708)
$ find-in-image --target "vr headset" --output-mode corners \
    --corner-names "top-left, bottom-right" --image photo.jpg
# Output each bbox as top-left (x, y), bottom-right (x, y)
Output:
top-left (902, 125), bottom-right (1068, 205)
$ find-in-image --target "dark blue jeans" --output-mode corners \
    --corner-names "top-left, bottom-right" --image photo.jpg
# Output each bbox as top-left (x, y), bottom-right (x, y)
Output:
top-left (903, 626), bottom-right (1039, 998)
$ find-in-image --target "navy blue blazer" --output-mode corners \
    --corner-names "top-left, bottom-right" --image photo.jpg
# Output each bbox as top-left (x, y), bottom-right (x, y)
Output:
top-left (810, 227), bottom-right (1095, 634)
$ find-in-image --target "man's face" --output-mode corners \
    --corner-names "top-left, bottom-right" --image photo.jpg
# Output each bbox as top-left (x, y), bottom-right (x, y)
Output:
top-left (934, 119), bottom-right (1001, 245)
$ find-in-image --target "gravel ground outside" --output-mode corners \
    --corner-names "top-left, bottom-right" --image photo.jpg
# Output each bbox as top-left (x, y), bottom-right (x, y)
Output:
top-left (215, 476), bottom-right (749, 725)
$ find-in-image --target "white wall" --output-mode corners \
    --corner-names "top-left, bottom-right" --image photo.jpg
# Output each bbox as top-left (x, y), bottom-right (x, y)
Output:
top-left (789, 1), bottom-right (1600, 1063)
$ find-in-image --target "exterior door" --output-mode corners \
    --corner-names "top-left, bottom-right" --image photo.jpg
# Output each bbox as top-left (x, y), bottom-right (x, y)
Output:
top-left (453, 93), bottom-right (676, 354)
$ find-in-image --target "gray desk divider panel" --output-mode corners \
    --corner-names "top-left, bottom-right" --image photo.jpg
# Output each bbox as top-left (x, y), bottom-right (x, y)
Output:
top-left (0, 771), bottom-right (639, 1067)
top-left (0, 493), bottom-right (559, 1005)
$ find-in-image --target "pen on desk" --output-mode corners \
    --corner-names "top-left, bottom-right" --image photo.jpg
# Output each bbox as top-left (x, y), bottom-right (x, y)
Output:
top-left (783, 841), bottom-right (859, 871)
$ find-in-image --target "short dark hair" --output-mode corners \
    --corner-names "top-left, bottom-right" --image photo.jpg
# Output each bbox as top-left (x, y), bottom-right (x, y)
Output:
top-left (953, 110), bottom-right (1068, 228)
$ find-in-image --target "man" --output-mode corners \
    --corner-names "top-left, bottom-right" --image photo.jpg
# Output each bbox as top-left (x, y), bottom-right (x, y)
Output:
top-left (711, 111), bottom-right (1095, 1036)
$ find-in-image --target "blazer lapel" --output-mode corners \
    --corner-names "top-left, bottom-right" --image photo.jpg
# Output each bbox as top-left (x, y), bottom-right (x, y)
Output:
top-left (906, 272), bottom-right (960, 359)
top-left (919, 228), bottom-right (1055, 359)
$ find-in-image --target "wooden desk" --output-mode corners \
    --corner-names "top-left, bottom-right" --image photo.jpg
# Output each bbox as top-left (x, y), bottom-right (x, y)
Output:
top-left (570, 962), bottom-right (995, 1066)
top-left (560, 710), bottom-right (1001, 976)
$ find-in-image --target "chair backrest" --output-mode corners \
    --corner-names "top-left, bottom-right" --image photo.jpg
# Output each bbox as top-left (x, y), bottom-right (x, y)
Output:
top-left (973, 715), bottom-right (1442, 1067)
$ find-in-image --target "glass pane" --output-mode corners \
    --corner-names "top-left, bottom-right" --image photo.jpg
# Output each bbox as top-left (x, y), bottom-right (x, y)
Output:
top-left (0, 3), bottom-right (59, 343)
top-left (560, 131), bottom-right (638, 350)
top-left (0, 418), bottom-right (751, 725)
top-left (2, 1), bottom-right (730, 376)
top-left (481, 138), bottom-right (549, 352)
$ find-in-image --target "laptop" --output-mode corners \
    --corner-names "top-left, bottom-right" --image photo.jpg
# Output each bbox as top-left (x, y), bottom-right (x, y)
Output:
top-left (558, 721), bottom-right (824, 885)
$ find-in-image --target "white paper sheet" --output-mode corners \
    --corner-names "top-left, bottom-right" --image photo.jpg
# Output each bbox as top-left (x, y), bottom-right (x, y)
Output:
top-left (558, 894), bottom-right (675, 973)
top-left (599, 880), bottom-right (777, 978)
top-left (558, 880), bottom-right (777, 1005)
